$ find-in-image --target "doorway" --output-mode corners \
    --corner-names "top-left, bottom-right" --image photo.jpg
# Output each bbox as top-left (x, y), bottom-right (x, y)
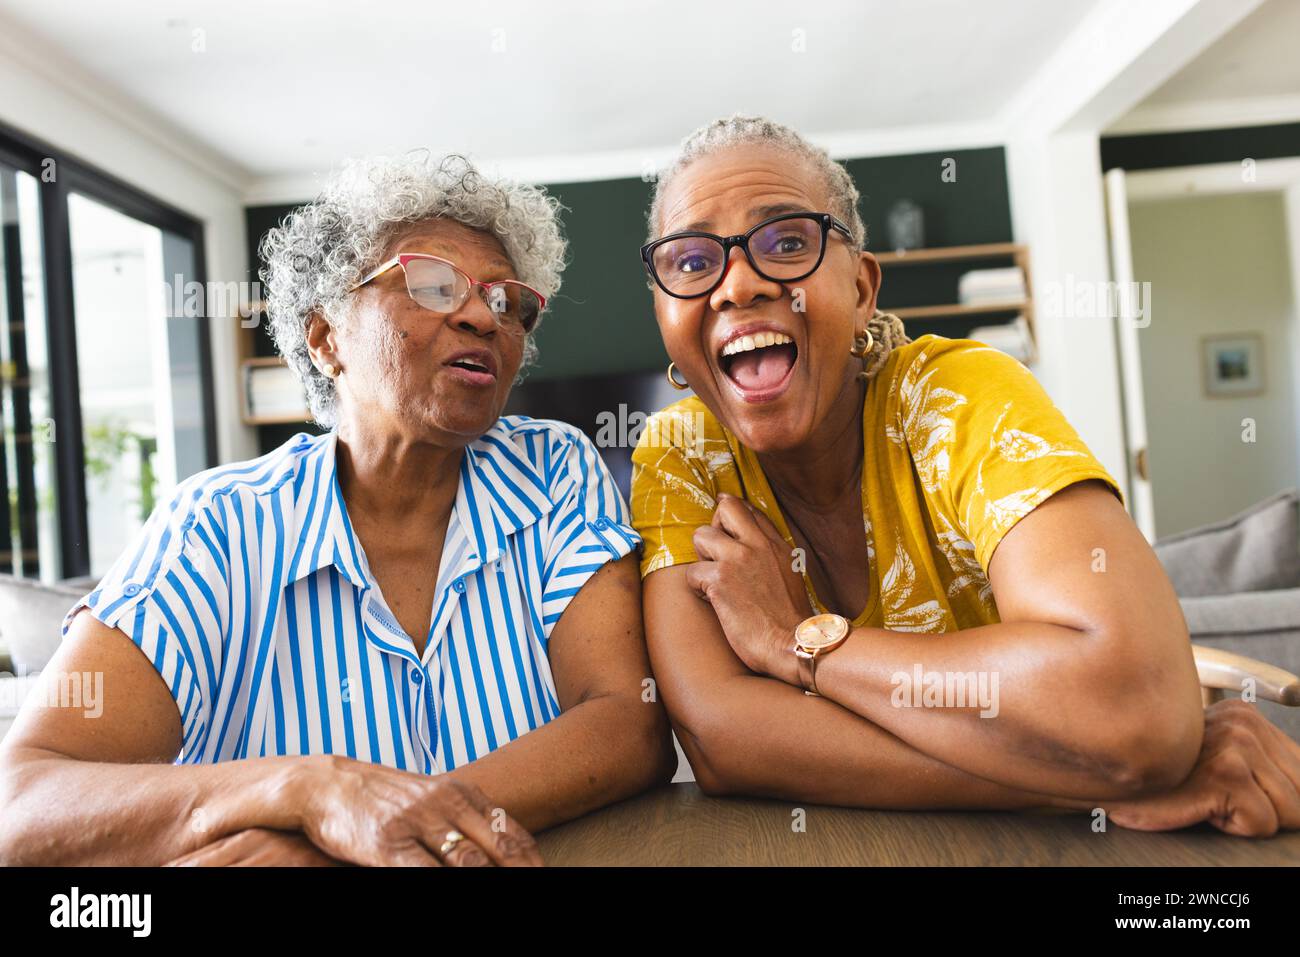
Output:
top-left (1107, 159), bottom-right (1300, 539)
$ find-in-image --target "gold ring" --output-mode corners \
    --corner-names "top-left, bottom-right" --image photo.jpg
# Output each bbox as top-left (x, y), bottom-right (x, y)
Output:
top-left (438, 830), bottom-right (466, 856)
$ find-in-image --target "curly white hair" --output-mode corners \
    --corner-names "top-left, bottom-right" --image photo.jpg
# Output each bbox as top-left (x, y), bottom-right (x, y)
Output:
top-left (647, 114), bottom-right (867, 249)
top-left (260, 151), bottom-right (567, 428)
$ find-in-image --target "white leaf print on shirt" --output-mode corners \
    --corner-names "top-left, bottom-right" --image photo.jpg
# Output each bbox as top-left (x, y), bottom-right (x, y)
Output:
top-left (934, 511), bottom-right (994, 611)
top-left (643, 545), bottom-right (677, 574)
top-left (982, 486), bottom-right (1052, 535)
top-left (962, 402), bottom-right (1093, 542)
top-left (863, 512), bottom-right (876, 566)
top-left (990, 403), bottom-right (1088, 464)
top-left (880, 537), bottom-right (948, 633)
top-left (889, 351), bottom-right (969, 495)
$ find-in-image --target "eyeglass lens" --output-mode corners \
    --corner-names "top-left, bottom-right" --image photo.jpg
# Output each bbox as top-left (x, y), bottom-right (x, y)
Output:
top-left (403, 258), bottom-right (542, 332)
top-left (650, 215), bottom-right (824, 295)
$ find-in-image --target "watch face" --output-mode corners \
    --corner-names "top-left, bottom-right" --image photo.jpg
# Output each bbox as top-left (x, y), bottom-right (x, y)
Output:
top-left (796, 613), bottom-right (849, 650)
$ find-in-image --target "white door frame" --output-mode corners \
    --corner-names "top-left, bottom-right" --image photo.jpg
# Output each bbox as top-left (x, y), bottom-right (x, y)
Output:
top-left (1103, 167), bottom-right (1157, 541)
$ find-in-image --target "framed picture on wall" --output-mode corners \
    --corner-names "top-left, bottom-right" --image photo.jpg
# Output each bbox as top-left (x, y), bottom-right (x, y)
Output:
top-left (1201, 333), bottom-right (1265, 398)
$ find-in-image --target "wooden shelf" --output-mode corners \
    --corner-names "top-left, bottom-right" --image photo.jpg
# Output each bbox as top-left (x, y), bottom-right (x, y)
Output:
top-left (873, 242), bottom-right (1024, 266)
top-left (873, 242), bottom-right (1036, 363)
top-left (890, 300), bottom-right (1030, 321)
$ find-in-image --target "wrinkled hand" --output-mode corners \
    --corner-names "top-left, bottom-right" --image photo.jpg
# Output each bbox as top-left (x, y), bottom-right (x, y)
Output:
top-left (167, 827), bottom-right (344, 867)
top-left (300, 756), bottom-right (544, 866)
top-left (1106, 699), bottom-right (1300, 837)
top-left (685, 494), bottom-right (813, 683)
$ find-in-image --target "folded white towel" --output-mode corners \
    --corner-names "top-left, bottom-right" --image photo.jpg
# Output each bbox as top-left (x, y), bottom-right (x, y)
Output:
top-left (968, 315), bottom-right (1033, 363)
top-left (958, 267), bottom-right (1026, 304)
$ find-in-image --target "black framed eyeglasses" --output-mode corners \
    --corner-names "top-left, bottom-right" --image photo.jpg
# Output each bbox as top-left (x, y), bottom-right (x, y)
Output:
top-left (640, 211), bottom-right (855, 299)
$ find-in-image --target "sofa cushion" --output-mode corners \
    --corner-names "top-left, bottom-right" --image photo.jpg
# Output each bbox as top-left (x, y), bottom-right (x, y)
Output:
top-left (0, 575), bottom-right (86, 675)
top-left (1180, 588), bottom-right (1300, 742)
top-left (1180, 587), bottom-right (1300, 637)
top-left (1155, 489), bottom-right (1300, 597)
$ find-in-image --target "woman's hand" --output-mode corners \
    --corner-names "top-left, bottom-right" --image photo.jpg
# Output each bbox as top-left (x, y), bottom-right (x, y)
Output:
top-left (297, 756), bottom-right (544, 866)
top-left (1105, 699), bottom-right (1300, 837)
top-left (167, 828), bottom-right (344, 867)
top-left (685, 494), bottom-right (813, 684)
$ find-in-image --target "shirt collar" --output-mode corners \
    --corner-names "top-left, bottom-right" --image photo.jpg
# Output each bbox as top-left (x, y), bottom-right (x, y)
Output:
top-left (454, 420), bottom-right (556, 565)
top-left (285, 423), bottom-right (554, 587)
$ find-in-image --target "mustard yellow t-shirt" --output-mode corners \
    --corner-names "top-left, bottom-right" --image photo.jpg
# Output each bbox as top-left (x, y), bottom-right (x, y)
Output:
top-left (630, 334), bottom-right (1125, 633)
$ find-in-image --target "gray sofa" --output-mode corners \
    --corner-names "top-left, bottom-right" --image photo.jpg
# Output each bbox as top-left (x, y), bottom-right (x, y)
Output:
top-left (0, 575), bottom-right (88, 742)
top-left (1154, 488), bottom-right (1300, 741)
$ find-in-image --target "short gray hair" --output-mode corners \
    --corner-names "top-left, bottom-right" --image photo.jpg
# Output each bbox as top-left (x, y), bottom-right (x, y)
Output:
top-left (648, 114), bottom-right (866, 249)
top-left (648, 115), bottom-right (910, 380)
top-left (260, 151), bottom-right (567, 428)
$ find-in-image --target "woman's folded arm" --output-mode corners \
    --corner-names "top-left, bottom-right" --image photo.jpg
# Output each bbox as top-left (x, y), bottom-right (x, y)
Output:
top-left (0, 611), bottom-right (542, 867)
top-left (644, 566), bottom-right (1080, 811)
top-left (0, 610), bottom-right (310, 866)
top-left (446, 555), bottom-right (677, 832)
top-left (811, 481), bottom-right (1205, 799)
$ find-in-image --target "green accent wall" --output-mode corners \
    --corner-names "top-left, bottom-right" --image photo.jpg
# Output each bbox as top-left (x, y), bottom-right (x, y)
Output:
top-left (525, 176), bottom-right (661, 380)
top-left (1101, 122), bottom-right (1300, 172)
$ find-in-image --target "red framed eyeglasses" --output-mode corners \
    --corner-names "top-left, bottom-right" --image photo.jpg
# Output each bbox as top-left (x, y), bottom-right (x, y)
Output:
top-left (348, 253), bottom-right (546, 333)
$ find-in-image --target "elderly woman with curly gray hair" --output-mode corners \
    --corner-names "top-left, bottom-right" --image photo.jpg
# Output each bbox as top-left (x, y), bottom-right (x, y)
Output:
top-left (0, 153), bottom-right (675, 867)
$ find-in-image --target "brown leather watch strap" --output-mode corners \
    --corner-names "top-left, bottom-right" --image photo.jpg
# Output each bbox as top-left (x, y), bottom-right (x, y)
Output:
top-left (797, 650), bottom-right (818, 696)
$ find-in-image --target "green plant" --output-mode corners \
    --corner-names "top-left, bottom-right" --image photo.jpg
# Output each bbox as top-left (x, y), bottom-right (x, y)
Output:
top-left (84, 420), bottom-right (158, 523)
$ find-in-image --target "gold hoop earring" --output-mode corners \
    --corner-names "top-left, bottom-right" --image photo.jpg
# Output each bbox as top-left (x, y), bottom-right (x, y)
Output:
top-left (666, 361), bottom-right (689, 391)
top-left (850, 329), bottom-right (874, 358)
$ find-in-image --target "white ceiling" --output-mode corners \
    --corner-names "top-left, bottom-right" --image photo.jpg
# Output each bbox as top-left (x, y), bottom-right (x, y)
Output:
top-left (1142, 0), bottom-right (1300, 105)
top-left (0, 0), bottom-right (1100, 188)
top-left (1112, 0), bottom-right (1300, 133)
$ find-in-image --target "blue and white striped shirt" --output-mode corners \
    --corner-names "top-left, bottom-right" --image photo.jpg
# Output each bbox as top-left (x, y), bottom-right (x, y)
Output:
top-left (62, 417), bottom-right (640, 773)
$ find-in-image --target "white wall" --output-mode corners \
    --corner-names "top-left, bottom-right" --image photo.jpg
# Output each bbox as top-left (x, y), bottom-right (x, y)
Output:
top-left (1006, 132), bottom-right (1131, 501)
top-left (1129, 191), bottom-right (1299, 535)
top-left (1286, 183), bottom-right (1300, 493)
top-left (0, 28), bottom-right (256, 465)
top-left (1001, 0), bottom-right (1270, 515)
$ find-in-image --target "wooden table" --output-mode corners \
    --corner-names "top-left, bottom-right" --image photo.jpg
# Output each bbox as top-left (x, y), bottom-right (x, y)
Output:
top-left (537, 784), bottom-right (1300, 866)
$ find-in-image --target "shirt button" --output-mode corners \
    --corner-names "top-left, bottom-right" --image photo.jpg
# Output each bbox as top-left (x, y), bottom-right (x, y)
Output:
top-left (453, 579), bottom-right (467, 593)
top-left (593, 517), bottom-right (609, 530)
top-left (123, 583), bottom-right (142, 596)
top-left (410, 670), bottom-right (423, 684)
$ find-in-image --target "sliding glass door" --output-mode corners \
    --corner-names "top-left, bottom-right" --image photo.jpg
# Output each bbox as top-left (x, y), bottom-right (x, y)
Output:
top-left (0, 123), bottom-right (215, 582)
top-left (68, 193), bottom-right (212, 575)
top-left (0, 163), bottom-right (60, 580)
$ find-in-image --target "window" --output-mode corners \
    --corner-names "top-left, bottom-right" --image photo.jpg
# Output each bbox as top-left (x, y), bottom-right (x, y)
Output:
top-left (0, 122), bottom-right (215, 582)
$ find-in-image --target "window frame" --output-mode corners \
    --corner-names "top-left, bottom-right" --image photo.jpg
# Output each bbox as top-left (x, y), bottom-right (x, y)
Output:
top-left (0, 119), bottom-right (216, 580)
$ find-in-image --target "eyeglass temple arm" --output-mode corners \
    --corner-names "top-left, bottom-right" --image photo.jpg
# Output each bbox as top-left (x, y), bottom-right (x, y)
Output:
top-left (349, 256), bottom-right (403, 292)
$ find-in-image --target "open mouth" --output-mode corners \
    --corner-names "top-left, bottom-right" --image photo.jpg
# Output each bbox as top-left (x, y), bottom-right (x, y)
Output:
top-left (718, 331), bottom-right (798, 400)
top-left (449, 358), bottom-right (491, 374)
top-left (444, 350), bottom-right (498, 385)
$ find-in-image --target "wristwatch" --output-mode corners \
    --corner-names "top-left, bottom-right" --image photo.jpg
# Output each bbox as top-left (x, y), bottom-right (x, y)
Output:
top-left (793, 613), bottom-right (851, 696)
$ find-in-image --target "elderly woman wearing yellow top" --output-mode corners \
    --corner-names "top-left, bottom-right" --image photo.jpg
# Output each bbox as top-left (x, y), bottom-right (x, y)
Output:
top-left (632, 115), bottom-right (1300, 837)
